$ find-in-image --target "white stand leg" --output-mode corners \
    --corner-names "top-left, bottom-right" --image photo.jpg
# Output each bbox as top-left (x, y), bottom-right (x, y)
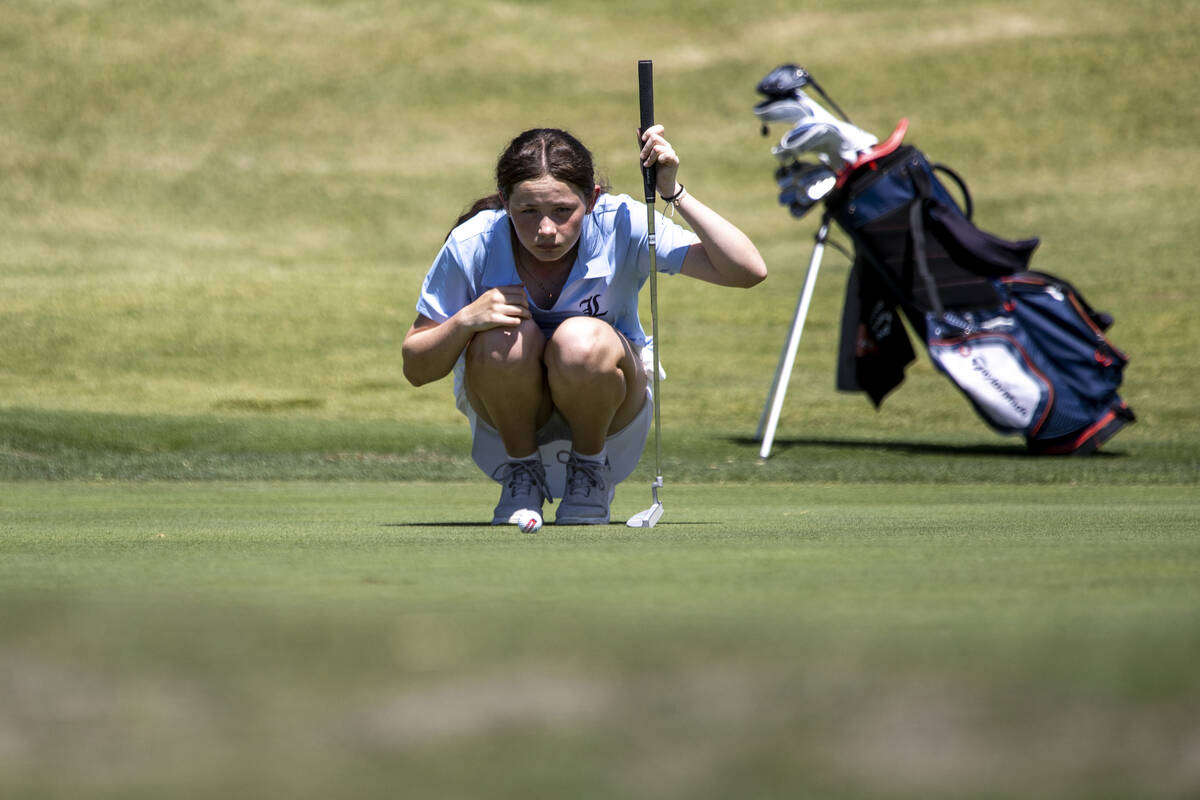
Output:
top-left (756, 222), bottom-right (830, 459)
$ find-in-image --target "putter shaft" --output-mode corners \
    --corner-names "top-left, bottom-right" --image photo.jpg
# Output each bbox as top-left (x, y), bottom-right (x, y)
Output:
top-left (647, 203), bottom-right (663, 487)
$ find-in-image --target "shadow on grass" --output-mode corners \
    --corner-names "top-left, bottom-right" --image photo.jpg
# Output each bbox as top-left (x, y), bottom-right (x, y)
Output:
top-left (381, 522), bottom-right (494, 528)
top-left (381, 521), bottom-right (714, 528)
top-left (728, 436), bottom-right (1126, 459)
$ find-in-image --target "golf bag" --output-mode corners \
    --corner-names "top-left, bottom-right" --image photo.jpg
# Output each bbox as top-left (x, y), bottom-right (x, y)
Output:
top-left (827, 138), bottom-right (1135, 454)
top-left (753, 64), bottom-right (1134, 455)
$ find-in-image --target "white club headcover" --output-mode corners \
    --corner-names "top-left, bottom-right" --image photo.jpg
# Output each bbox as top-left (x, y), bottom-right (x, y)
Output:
top-left (757, 89), bottom-right (877, 170)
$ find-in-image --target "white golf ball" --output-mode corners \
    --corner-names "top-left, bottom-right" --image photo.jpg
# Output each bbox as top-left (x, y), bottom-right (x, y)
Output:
top-left (509, 509), bottom-right (543, 533)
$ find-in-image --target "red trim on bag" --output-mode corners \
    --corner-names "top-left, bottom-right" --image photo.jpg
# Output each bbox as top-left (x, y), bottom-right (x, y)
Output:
top-left (1037, 408), bottom-right (1119, 455)
top-left (1068, 293), bottom-right (1117, 348)
top-left (835, 118), bottom-right (909, 188)
top-left (1000, 274), bottom-right (1130, 364)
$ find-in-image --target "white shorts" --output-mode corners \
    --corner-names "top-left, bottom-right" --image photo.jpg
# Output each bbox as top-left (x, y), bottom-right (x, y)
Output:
top-left (467, 385), bottom-right (654, 500)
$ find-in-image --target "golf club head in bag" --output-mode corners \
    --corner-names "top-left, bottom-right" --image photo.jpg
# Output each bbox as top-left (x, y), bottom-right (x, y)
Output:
top-left (754, 85), bottom-right (844, 130)
top-left (776, 160), bottom-right (837, 218)
top-left (756, 63), bottom-right (815, 98)
top-left (755, 63), bottom-right (853, 123)
top-left (755, 65), bottom-right (877, 170)
top-left (773, 121), bottom-right (872, 170)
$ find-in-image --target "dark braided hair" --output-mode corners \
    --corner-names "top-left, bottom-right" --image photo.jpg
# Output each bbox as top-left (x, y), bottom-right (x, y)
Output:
top-left (450, 128), bottom-right (608, 235)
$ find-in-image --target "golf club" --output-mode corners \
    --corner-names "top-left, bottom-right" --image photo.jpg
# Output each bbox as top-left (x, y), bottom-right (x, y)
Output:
top-left (774, 121), bottom-right (851, 168)
top-left (627, 58), bottom-right (665, 529)
top-left (775, 160), bottom-right (837, 218)
top-left (755, 63), bottom-right (853, 124)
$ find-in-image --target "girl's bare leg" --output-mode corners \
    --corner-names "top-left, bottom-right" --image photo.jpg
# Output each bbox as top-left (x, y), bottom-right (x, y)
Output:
top-left (464, 318), bottom-right (552, 458)
top-left (543, 316), bottom-right (647, 456)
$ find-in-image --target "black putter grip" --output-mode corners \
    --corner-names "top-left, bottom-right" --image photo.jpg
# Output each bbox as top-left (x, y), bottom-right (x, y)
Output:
top-left (638, 59), bottom-right (656, 202)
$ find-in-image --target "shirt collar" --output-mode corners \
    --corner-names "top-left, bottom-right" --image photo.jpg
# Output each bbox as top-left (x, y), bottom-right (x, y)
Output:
top-left (480, 209), bottom-right (613, 287)
top-left (480, 215), bottom-right (520, 288)
top-left (576, 210), bottom-right (613, 279)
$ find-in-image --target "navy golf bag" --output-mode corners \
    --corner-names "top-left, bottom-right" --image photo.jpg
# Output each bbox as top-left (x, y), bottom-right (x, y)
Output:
top-left (826, 137), bottom-right (1135, 454)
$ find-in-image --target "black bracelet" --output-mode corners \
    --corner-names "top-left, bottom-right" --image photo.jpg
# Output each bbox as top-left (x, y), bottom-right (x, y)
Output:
top-left (661, 183), bottom-right (686, 203)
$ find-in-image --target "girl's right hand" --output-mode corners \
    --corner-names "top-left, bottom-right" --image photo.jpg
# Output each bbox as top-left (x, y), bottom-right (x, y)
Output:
top-left (459, 284), bottom-right (531, 331)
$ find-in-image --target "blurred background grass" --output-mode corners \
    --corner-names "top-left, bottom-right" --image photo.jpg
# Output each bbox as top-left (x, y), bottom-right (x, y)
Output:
top-left (1, 0), bottom-right (1197, 480)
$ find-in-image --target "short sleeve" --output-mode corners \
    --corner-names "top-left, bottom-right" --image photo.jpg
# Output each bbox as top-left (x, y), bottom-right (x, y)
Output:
top-left (416, 238), bottom-right (475, 323)
top-left (649, 208), bottom-right (700, 275)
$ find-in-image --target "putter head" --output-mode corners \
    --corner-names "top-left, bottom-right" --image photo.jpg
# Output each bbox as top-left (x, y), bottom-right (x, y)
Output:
top-left (626, 502), bottom-right (664, 528)
top-left (626, 479), bottom-right (664, 528)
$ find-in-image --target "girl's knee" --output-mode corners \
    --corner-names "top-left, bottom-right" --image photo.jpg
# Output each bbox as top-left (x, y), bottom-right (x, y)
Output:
top-left (466, 319), bottom-right (546, 374)
top-left (545, 317), bottom-right (620, 373)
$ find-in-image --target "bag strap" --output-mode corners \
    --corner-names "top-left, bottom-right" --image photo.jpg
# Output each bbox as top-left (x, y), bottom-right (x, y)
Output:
top-left (931, 163), bottom-right (974, 220)
top-left (908, 166), bottom-right (945, 316)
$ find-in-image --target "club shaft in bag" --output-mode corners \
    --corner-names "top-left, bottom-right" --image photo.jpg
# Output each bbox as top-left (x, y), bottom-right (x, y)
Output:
top-left (757, 221), bottom-right (829, 459)
top-left (628, 59), bottom-right (664, 528)
top-left (808, 76), bottom-right (852, 124)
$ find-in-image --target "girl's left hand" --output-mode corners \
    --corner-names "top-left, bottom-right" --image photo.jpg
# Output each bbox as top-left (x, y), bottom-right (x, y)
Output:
top-left (640, 124), bottom-right (681, 199)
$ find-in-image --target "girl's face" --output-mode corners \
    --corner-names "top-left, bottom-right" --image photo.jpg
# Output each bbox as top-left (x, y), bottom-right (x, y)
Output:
top-left (505, 175), bottom-right (598, 265)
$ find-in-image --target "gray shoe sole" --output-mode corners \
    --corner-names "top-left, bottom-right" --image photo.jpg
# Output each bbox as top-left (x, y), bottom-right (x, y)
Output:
top-left (553, 513), bottom-right (610, 526)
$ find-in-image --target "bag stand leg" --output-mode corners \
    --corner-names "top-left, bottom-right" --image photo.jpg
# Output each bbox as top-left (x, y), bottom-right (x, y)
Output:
top-left (756, 221), bottom-right (830, 459)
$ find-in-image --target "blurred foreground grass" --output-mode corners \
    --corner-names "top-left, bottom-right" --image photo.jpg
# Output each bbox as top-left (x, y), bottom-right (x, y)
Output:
top-left (2, 481), bottom-right (1198, 798)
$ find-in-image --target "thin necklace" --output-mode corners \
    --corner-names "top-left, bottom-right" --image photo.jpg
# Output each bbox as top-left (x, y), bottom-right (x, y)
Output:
top-left (514, 239), bottom-right (571, 303)
top-left (516, 254), bottom-right (558, 300)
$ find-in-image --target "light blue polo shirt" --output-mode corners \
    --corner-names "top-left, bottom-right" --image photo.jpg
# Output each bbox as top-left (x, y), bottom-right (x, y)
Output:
top-left (417, 192), bottom-right (698, 345)
top-left (416, 192), bottom-right (698, 413)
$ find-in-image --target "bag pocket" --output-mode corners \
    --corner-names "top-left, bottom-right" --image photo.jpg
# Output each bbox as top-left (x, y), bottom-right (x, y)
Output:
top-left (926, 312), bottom-right (1053, 436)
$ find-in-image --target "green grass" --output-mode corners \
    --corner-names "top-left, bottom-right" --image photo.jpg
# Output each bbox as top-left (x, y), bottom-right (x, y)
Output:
top-left (2, 0), bottom-right (1197, 456)
top-left (2, 0), bottom-right (1200, 796)
top-left (3, 481), bottom-right (1199, 798)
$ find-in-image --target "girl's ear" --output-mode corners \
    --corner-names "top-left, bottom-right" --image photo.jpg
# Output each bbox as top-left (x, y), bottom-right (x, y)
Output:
top-left (586, 184), bottom-right (601, 213)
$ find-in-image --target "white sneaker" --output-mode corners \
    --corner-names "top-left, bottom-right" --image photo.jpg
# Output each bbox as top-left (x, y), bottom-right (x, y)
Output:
top-left (490, 458), bottom-right (552, 526)
top-left (554, 452), bottom-right (614, 525)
